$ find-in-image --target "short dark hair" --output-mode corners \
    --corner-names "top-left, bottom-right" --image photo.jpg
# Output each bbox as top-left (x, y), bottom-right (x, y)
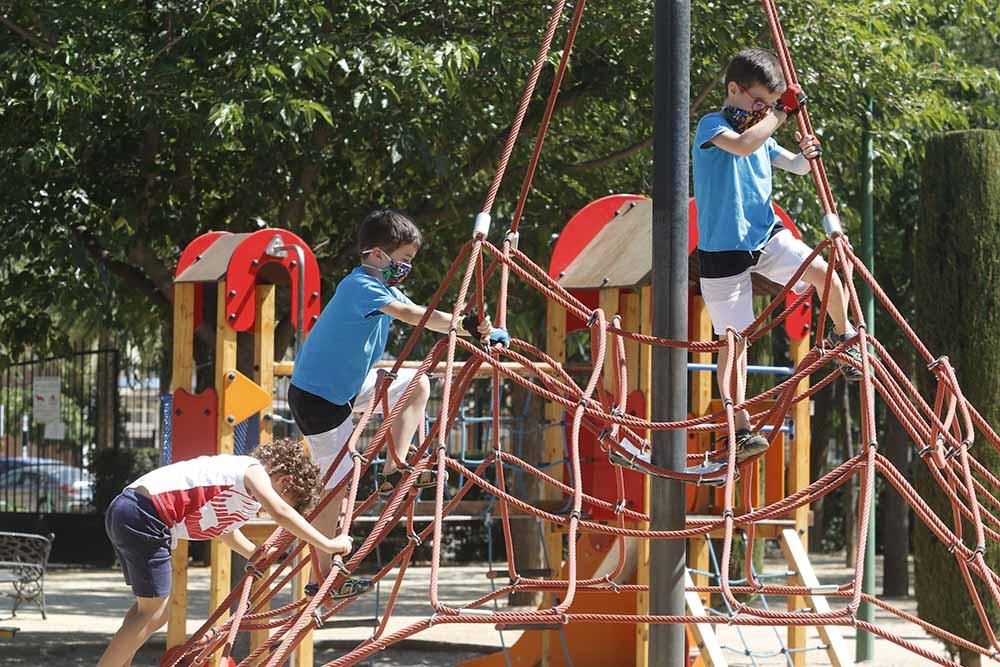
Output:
top-left (725, 48), bottom-right (786, 93)
top-left (357, 209), bottom-right (423, 254)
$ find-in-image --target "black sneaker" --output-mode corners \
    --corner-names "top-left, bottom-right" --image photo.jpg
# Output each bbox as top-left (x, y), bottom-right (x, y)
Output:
top-left (825, 332), bottom-right (864, 381)
top-left (730, 430), bottom-right (770, 463)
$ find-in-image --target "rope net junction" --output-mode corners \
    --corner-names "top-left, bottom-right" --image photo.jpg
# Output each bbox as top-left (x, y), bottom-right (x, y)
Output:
top-left (163, 2), bottom-right (1000, 666)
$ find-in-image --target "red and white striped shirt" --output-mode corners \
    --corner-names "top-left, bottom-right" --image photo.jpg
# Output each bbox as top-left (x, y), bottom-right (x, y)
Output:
top-left (129, 455), bottom-right (262, 543)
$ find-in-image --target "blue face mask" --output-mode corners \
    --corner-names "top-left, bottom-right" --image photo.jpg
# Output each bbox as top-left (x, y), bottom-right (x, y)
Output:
top-left (364, 249), bottom-right (413, 286)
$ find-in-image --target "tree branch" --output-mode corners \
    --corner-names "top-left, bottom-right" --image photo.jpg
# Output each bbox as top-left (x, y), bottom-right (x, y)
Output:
top-left (565, 56), bottom-right (728, 172)
top-left (72, 225), bottom-right (170, 312)
top-left (1, 14), bottom-right (54, 50)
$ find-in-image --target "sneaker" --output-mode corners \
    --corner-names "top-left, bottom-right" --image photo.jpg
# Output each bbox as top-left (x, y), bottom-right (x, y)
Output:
top-left (730, 430), bottom-right (770, 463)
top-left (305, 576), bottom-right (375, 601)
top-left (825, 332), bottom-right (864, 381)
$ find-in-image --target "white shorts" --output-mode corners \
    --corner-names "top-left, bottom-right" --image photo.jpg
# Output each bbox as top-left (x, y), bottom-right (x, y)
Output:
top-left (304, 367), bottom-right (420, 490)
top-left (699, 230), bottom-right (812, 336)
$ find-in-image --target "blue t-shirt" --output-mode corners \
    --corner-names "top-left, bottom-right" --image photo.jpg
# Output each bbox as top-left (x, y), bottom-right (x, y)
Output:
top-left (692, 111), bottom-right (782, 252)
top-left (291, 267), bottom-right (410, 405)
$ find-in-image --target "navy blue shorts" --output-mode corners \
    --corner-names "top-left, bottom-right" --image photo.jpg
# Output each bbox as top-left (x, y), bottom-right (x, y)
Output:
top-left (106, 488), bottom-right (172, 598)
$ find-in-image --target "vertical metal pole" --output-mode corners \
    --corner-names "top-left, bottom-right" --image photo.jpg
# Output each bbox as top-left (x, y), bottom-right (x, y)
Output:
top-left (649, 0), bottom-right (689, 664)
top-left (856, 98), bottom-right (876, 661)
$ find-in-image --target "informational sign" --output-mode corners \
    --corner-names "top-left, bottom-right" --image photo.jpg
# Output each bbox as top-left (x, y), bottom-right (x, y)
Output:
top-left (32, 376), bottom-right (61, 424)
top-left (43, 421), bottom-right (66, 441)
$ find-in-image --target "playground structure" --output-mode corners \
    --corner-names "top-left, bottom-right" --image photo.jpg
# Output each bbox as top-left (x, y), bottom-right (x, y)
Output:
top-left (156, 1), bottom-right (1000, 666)
top-left (166, 228), bottom-right (322, 666)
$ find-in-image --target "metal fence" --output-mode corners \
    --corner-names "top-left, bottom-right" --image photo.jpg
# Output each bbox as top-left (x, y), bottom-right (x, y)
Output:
top-left (0, 347), bottom-right (163, 515)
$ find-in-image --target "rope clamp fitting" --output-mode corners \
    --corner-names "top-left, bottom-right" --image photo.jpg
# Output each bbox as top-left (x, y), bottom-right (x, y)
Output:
top-left (613, 499), bottom-right (627, 515)
top-left (927, 356), bottom-right (949, 372)
top-left (472, 212), bottom-right (492, 238)
top-left (917, 444), bottom-right (935, 459)
top-left (586, 311), bottom-right (599, 327)
top-left (350, 450), bottom-right (369, 465)
top-left (569, 509), bottom-right (583, 521)
top-left (722, 509), bottom-right (735, 519)
top-left (597, 428), bottom-right (612, 442)
top-left (967, 545), bottom-right (986, 563)
top-left (407, 533), bottom-right (423, 546)
top-left (505, 230), bottom-right (520, 252)
top-left (610, 405), bottom-right (625, 417)
top-left (822, 212), bottom-right (844, 238)
top-left (245, 563), bottom-right (264, 579)
top-left (867, 441), bottom-right (878, 450)
top-left (313, 609), bottom-right (324, 629)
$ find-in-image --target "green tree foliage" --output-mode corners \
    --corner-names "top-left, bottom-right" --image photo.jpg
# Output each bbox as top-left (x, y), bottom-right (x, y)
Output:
top-left (0, 0), bottom-right (998, 368)
top-left (913, 130), bottom-right (1000, 665)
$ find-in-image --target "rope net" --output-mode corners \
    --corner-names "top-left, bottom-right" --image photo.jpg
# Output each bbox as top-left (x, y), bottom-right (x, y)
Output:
top-left (162, 2), bottom-right (999, 666)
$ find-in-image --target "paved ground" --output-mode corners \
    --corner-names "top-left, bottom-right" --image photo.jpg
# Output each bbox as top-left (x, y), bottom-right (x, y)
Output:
top-left (0, 552), bottom-right (962, 666)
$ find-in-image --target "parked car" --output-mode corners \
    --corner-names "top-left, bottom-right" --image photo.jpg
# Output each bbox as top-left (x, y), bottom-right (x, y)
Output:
top-left (0, 463), bottom-right (95, 513)
top-left (0, 456), bottom-right (61, 477)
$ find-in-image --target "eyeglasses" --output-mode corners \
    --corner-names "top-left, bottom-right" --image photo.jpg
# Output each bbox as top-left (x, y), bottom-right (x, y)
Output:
top-left (738, 85), bottom-right (771, 112)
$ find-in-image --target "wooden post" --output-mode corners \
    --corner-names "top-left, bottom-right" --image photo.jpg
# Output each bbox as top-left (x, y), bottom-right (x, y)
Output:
top-left (622, 290), bottom-right (641, 393)
top-left (787, 334), bottom-right (811, 666)
top-left (250, 285), bottom-right (275, 654)
top-left (599, 289), bottom-right (621, 391)
top-left (255, 285), bottom-right (275, 446)
top-left (635, 286), bottom-right (653, 667)
top-left (541, 298), bottom-right (567, 667)
top-left (211, 283), bottom-right (238, 664)
top-left (690, 295), bottom-right (714, 514)
top-left (167, 283), bottom-right (195, 650)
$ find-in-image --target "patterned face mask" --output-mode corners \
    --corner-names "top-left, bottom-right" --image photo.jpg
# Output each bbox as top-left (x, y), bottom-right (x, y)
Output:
top-left (381, 257), bottom-right (412, 286)
top-left (364, 249), bottom-right (413, 286)
top-left (723, 105), bottom-right (769, 133)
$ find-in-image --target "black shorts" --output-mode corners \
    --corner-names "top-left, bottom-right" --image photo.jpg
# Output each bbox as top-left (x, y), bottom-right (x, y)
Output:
top-left (106, 488), bottom-right (172, 598)
top-left (288, 384), bottom-right (353, 436)
top-left (698, 223), bottom-right (785, 279)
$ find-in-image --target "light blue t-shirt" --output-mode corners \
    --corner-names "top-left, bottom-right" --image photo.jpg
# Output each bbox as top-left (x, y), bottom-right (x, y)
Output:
top-left (692, 112), bottom-right (782, 252)
top-left (291, 267), bottom-right (410, 405)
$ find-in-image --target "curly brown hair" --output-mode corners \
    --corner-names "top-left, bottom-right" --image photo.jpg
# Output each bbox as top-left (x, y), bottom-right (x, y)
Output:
top-left (253, 438), bottom-right (321, 514)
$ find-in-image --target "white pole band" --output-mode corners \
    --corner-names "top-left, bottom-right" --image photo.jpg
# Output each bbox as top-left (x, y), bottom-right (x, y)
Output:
top-left (473, 212), bottom-right (492, 238)
top-left (822, 212), bottom-right (843, 237)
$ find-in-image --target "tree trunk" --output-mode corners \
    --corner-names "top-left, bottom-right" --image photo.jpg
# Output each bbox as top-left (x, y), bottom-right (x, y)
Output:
top-left (913, 130), bottom-right (1000, 656)
top-left (881, 349), bottom-right (912, 597)
top-left (507, 379), bottom-right (545, 606)
top-left (808, 381), bottom-right (836, 552)
top-left (842, 378), bottom-right (857, 569)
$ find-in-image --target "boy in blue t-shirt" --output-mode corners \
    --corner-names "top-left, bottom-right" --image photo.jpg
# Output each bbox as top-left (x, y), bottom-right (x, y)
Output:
top-left (289, 209), bottom-right (505, 578)
top-left (693, 48), bottom-right (860, 462)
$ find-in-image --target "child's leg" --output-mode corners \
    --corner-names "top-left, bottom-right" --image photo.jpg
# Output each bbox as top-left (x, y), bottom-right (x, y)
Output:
top-left (97, 595), bottom-right (169, 667)
top-left (801, 256), bottom-right (852, 336)
top-left (310, 486), bottom-right (346, 580)
top-left (716, 334), bottom-right (751, 431)
top-left (384, 371), bottom-right (430, 473)
top-left (354, 368), bottom-right (431, 474)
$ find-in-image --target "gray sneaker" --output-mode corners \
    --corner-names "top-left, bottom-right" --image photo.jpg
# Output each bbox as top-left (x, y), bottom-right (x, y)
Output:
top-left (731, 431), bottom-right (770, 463)
top-left (825, 332), bottom-right (864, 381)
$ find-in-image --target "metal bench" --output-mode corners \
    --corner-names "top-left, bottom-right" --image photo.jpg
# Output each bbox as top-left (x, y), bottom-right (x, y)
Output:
top-left (0, 532), bottom-right (55, 619)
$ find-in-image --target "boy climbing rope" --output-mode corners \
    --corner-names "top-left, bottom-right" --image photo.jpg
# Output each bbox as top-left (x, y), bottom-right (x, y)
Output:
top-left (693, 48), bottom-right (861, 461)
top-left (288, 208), bottom-right (509, 582)
top-left (98, 438), bottom-right (354, 667)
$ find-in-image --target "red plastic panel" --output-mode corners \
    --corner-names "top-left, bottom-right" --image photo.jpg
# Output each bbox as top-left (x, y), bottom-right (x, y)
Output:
top-left (569, 389), bottom-right (647, 521)
top-left (171, 388), bottom-right (218, 462)
top-left (225, 229), bottom-right (322, 333)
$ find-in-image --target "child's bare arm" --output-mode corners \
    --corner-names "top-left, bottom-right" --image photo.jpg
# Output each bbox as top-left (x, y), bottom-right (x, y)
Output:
top-left (244, 466), bottom-right (352, 555)
top-left (710, 109), bottom-right (788, 157)
top-left (380, 300), bottom-right (491, 337)
top-left (219, 528), bottom-right (258, 559)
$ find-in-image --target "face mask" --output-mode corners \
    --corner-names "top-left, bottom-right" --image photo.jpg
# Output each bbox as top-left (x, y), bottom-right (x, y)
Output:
top-left (364, 249), bottom-right (413, 286)
top-left (723, 105), bottom-right (769, 133)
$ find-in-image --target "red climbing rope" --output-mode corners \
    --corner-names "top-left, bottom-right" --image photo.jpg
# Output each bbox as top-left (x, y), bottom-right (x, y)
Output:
top-left (161, 2), bottom-right (1000, 666)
